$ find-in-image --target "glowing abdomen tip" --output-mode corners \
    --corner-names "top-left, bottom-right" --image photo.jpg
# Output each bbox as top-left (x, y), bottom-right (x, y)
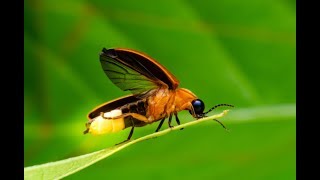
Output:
top-left (89, 109), bottom-right (125, 135)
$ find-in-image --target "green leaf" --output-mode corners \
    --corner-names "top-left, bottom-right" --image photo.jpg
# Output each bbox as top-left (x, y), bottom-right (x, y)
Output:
top-left (24, 103), bottom-right (296, 179)
top-left (24, 110), bottom-right (230, 179)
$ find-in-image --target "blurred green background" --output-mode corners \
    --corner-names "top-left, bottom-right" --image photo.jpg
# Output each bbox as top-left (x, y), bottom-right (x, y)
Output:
top-left (24, 0), bottom-right (295, 179)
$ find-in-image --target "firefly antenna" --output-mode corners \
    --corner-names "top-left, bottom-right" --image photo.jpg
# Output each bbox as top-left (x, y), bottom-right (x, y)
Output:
top-left (204, 104), bottom-right (234, 115)
top-left (213, 119), bottom-right (229, 132)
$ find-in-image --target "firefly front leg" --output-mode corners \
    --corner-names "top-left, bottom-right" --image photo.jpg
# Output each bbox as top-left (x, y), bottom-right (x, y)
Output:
top-left (100, 112), bottom-right (149, 123)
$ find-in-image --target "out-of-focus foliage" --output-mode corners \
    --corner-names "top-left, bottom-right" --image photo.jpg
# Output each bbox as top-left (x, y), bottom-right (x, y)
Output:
top-left (24, 0), bottom-right (295, 179)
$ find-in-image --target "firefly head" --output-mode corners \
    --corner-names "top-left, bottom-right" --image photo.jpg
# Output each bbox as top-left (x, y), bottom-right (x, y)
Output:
top-left (190, 99), bottom-right (205, 118)
top-left (190, 99), bottom-right (235, 119)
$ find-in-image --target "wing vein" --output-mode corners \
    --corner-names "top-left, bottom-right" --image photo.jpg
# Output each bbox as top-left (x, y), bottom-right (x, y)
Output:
top-left (101, 59), bottom-right (129, 74)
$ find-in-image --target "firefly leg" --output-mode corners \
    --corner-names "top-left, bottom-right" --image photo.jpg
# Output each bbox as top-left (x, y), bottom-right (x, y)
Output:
top-left (155, 118), bottom-right (166, 132)
top-left (168, 114), bottom-right (173, 128)
top-left (127, 125), bottom-right (135, 140)
top-left (116, 119), bottom-right (135, 145)
top-left (100, 112), bottom-right (149, 123)
top-left (174, 113), bottom-right (184, 130)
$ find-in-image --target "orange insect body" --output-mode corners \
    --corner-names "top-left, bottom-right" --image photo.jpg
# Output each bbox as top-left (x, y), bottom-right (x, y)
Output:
top-left (84, 48), bottom-right (233, 143)
top-left (145, 87), bottom-right (197, 122)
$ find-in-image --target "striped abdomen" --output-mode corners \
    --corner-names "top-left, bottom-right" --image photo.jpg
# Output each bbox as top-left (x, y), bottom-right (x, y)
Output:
top-left (87, 100), bottom-right (148, 135)
top-left (120, 99), bottom-right (148, 128)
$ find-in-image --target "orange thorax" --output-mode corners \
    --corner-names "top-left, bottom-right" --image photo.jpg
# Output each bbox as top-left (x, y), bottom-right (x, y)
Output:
top-left (146, 88), bottom-right (197, 122)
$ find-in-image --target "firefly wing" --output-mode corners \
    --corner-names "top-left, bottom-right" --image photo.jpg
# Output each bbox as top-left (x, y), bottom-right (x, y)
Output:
top-left (87, 94), bottom-right (139, 120)
top-left (99, 48), bottom-right (180, 98)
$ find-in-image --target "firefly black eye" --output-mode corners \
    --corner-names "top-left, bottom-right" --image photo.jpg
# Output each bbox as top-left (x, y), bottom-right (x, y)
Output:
top-left (191, 99), bottom-right (205, 115)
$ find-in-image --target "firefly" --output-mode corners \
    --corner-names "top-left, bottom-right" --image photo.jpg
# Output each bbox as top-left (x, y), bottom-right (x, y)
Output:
top-left (84, 48), bottom-right (233, 143)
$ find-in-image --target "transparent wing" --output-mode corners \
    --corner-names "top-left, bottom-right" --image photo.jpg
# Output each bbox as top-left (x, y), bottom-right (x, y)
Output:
top-left (100, 49), bottom-right (160, 96)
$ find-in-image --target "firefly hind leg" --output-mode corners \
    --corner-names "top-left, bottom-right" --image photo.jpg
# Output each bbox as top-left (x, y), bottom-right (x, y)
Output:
top-left (127, 125), bottom-right (135, 140)
top-left (116, 119), bottom-right (135, 145)
top-left (100, 112), bottom-right (149, 123)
